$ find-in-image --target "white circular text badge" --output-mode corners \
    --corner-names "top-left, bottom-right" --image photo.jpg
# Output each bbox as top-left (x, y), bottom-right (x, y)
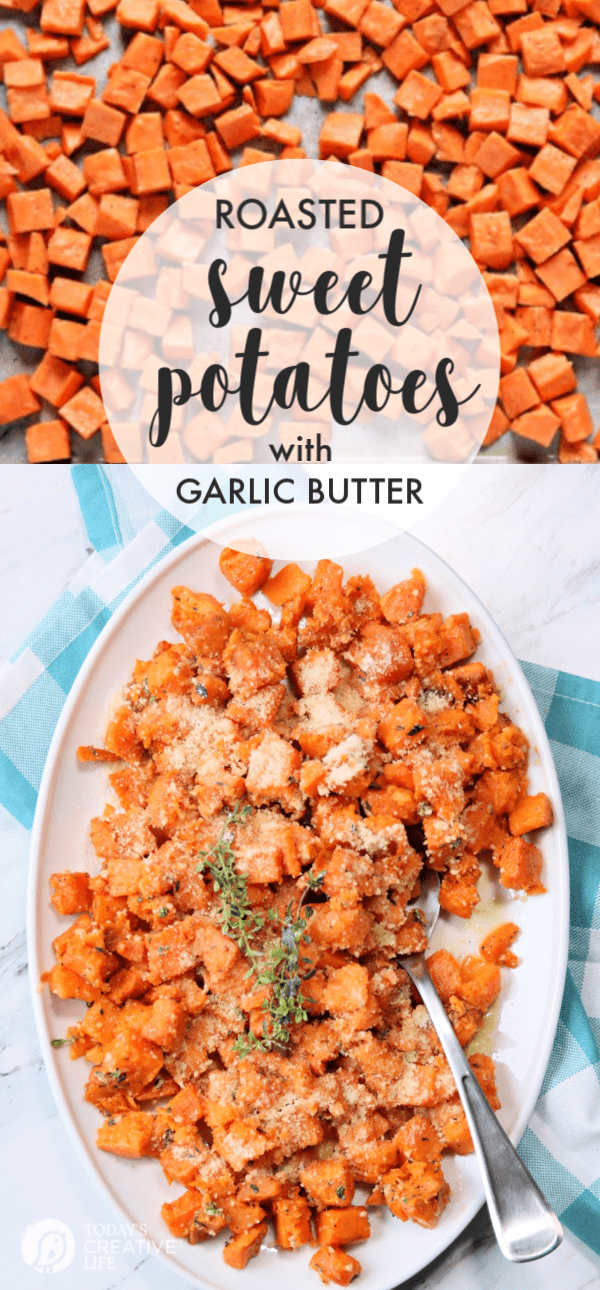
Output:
top-left (99, 159), bottom-right (500, 559)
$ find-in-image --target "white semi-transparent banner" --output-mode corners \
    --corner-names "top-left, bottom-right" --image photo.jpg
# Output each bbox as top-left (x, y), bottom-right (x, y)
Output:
top-left (99, 159), bottom-right (500, 557)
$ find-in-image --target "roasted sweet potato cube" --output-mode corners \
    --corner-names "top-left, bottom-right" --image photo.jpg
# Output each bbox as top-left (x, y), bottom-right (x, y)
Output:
top-left (426, 948), bottom-right (463, 1000)
top-left (469, 88), bottom-right (511, 133)
top-left (280, 0), bottom-right (316, 42)
top-left (97, 1111), bottom-right (154, 1158)
top-left (47, 227), bottom-right (90, 272)
top-left (439, 874), bottom-right (480, 919)
top-left (50, 871), bottom-right (93, 915)
top-left (382, 29), bottom-right (428, 80)
top-left (381, 160), bottom-right (424, 196)
top-left (495, 835), bottom-right (544, 892)
top-left (300, 1159), bottom-right (356, 1210)
top-left (538, 247), bottom-right (587, 303)
top-left (320, 112), bottom-right (364, 159)
top-left (83, 147), bottom-right (127, 196)
top-left (103, 65), bottom-right (151, 114)
top-left (273, 1195), bottom-right (312, 1249)
top-left (25, 419), bottom-right (71, 463)
top-left (219, 547), bottom-right (273, 595)
top-left (521, 27), bottom-right (565, 77)
top-left (161, 1189), bottom-right (203, 1239)
top-left (48, 962), bottom-right (101, 1002)
top-left (508, 791), bottom-right (553, 835)
top-left (9, 301), bottom-right (55, 349)
top-left (7, 187), bottom-right (54, 234)
top-left (470, 211), bottom-right (513, 269)
top-left (53, 913), bottom-right (120, 986)
top-left (527, 351), bottom-right (577, 401)
top-left (382, 1160), bottom-right (450, 1228)
top-left (529, 143), bottom-right (576, 196)
top-left (453, 1), bottom-right (500, 49)
top-left (395, 70), bottom-right (442, 120)
top-left (573, 231), bottom-right (600, 280)
top-left (477, 52), bottom-right (518, 93)
top-left (473, 132), bottom-right (520, 180)
top-left (41, 0), bottom-right (86, 37)
top-left (395, 1115), bottom-right (443, 1163)
top-left (60, 385), bottom-right (106, 439)
top-left (221, 1197), bottom-right (267, 1235)
top-left (552, 104), bottom-right (600, 159)
top-left (315, 1208), bottom-right (370, 1247)
top-left (508, 102), bottom-right (549, 148)
top-left (380, 569), bottom-right (426, 625)
top-left (223, 1223), bottom-right (268, 1269)
top-left (263, 562), bottom-right (312, 612)
top-left (469, 1052), bottom-right (500, 1108)
top-left (378, 698), bottom-right (427, 754)
top-left (310, 1246), bottom-right (362, 1287)
top-left (550, 392), bottom-right (593, 444)
top-left (457, 960), bottom-right (501, 1010)
top-left (499, 367), bottom-right (540, 421)
top-left (215, 102), bottom-right (260, 147)
top-left (360, 1), bottom-right (403, 49)
top-left (480, 921), bottom-right (519, 968)
top-left (515, 207), bottom-right (571, 265)
top-left (30, 353), bottom-right (84, 408)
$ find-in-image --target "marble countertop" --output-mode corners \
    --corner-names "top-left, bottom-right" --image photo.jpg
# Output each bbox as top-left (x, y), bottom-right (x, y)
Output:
top-left (1, 464), bottom-right (599, 1290)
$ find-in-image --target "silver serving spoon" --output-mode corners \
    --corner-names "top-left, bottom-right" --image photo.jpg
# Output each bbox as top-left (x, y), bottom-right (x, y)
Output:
top-left (398, 870), bottom-right (563, 1262)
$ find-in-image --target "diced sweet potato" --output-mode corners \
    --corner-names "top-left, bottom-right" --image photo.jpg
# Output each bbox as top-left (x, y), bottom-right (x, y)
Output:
top-left (310, 1246), bottom-right (362, 1287)
top-left (273, 1195), bottom-right (312, 1249)
top-left (427, 949), bottom-right (463, 1001)
top-left (495, 836), bottom-right (545, 892)
top-left (301, 1159), bottom-right (356, 1210)
top-left (395, 1116), bottom-right (443, 1163)
top-left (223, 1223), bottom-right (268, 1269)
top-left (382, 1160), bottom-right (450, 1228)
top-left (219, 547), bottom-right (273, 595)
top-left (315, 1208), bottom-right (370, 1247)
top-left (49, 871), bottom-right (93, 915)
top-left (25, 419), bottom-right (71, 462)
top-left (480, 921), bottom-right (520, 967)
top-left (508, 792), bottom-right (553, 835)
top-left (97, 1111), bottom-right (154, 1158)
top-left (161, 1190), bottom-right (203, 1240)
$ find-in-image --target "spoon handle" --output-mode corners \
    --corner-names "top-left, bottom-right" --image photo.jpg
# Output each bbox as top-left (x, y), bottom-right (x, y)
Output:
top-left (402, 954), bottom-right (563, 1263)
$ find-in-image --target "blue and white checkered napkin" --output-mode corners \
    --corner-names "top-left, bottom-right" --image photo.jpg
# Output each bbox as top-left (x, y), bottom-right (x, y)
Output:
top-left (1, 465), bottom-right (599, 1257)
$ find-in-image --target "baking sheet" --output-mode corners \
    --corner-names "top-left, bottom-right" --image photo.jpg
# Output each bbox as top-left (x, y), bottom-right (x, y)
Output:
top-left (1, 10), bottom-right (599, 463)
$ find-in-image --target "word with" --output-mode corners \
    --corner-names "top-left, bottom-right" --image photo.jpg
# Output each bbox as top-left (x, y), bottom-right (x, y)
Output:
top-left (270, 433), bottom-right (331, 462)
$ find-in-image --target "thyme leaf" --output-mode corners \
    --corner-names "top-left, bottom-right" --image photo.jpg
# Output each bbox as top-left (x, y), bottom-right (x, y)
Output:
top-left (197, 820), bottom-right (327, 1058)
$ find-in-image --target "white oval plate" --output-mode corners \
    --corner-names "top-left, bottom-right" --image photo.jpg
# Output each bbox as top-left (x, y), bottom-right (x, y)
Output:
top-left (28, 528), bottom-right (569, 1290)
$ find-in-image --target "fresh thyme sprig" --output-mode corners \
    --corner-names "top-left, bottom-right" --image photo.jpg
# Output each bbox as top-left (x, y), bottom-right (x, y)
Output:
top-left (234, 867), bottom-right (326, 1057)
top-left (196, 803), bottom-right (328, 1055)
top-left (196, 801), bottom-right (262, 958)
top-left (196, 803), bottom-right (326, 1056)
